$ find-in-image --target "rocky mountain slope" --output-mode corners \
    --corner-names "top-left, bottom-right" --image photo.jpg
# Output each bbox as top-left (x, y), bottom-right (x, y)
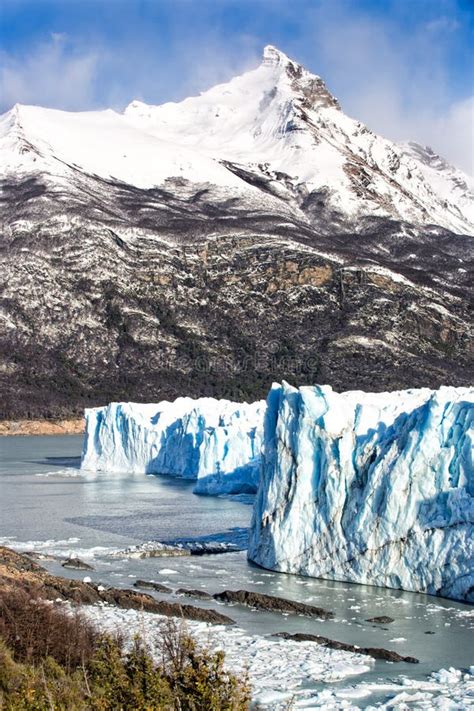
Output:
top-left (0, 46), bottom-right (472, 419)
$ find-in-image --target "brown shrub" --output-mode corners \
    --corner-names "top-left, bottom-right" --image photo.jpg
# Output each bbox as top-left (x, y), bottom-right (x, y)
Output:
top-left (159, 619), bottom-right (251, 710)
top-left (0, 586), bottom-right (102, 671)
top-left (0, 587), bottom-right (250, 709)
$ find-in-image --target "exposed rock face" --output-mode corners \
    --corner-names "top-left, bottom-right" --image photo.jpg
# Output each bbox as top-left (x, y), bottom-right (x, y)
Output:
top-left (0, 419), bottom-right (84, 436)
top-left (248, 382), bottom-right (474, 602)
top-left (1, 46), bottom-right (473, 419)
top-left (0, 547), bottom-right (234, 625)
top-left (1, 173), bottom-right (472, 421)
top-left (274, 632), bottom-right (419, 663)
top-left (213, 589), bottom-right (334, 619)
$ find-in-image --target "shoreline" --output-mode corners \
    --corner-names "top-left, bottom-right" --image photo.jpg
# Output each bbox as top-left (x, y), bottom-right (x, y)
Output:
top-left (1, 541), bottom-right (472, 708)
top-left (0, 418), bottom-right (84, 436)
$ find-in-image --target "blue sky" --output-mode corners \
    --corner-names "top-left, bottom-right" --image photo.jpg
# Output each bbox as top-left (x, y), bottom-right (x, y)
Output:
top-left (1, 0), bottom-right (473, 172)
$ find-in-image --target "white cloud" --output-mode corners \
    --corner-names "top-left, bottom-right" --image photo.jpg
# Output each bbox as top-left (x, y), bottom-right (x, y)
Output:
top-left (297, 4), bottom-right (473, 174)
top-left (0, 29), bottom-right (261, 116)
top-left (425, 17), bottom-right (461, 34)
top-left (0, 34), bottom-right (99, 110)
top-left (428, 96), bottom-right (474, 175)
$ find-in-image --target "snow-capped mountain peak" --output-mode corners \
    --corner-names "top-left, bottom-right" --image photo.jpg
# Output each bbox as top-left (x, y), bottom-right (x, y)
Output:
top-left (1, 45), bottom-right (473, 234)
top-left (123, 45), bottom-right (472, 233)
top-left (261, 44), bottom-right (341, 111)
top-left (1, 48), bottom-right (472, 422)
top-left (262, 44), bottom-right (293, 66)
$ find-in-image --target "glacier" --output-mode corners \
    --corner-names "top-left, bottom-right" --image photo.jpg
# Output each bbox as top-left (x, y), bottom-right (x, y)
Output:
top-left (248, 382), bottom-right (474, 602)
top-left (81, 397), bottom-right (265, 496)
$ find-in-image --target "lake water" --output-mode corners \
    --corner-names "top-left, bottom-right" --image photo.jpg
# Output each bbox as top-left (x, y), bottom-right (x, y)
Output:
top-left (1, 434), bottom-right (473, 705)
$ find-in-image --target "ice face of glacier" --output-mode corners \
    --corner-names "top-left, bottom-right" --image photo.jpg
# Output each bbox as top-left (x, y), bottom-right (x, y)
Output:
top-left (81, 397), bottom-right (265, 496)
top-left (248, 382), bottom-right (474, 602)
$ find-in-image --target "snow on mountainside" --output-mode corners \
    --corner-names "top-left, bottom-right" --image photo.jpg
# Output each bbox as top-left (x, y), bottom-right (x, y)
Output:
top-left (0, 104), bottom-right (249, 191)
top-left (400, 141), bottom-right (474, 226)
top-left (0, 45), bottom-right (472, 233)
top-left (124, 45), bottom-right (474, 234)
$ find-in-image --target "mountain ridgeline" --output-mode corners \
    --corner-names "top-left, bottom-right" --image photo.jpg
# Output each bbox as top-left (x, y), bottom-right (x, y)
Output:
top-left (1, 46), bottom-right (473, 419)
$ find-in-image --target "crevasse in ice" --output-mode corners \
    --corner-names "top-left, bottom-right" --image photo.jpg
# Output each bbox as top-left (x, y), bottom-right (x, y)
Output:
top-left (81, 398), bottom-right (265, 495)
top-left (248, 382), bottom-right (474, 602)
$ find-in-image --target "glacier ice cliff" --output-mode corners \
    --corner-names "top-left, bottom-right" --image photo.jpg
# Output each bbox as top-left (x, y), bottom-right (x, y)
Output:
top-left (248, 382), bottom-right (474, 602)
top-left (81, 398), bottom-right (265, 495)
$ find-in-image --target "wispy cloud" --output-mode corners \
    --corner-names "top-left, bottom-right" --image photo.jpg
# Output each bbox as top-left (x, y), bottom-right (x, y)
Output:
top-left (296, 1), bottom-right (474, 174)
top-left (425, 16), bottom-right (461, 34)
top-left (0, 33), bottom-right (99, 110)
top-left (0, 28), bottom-right (260, 113)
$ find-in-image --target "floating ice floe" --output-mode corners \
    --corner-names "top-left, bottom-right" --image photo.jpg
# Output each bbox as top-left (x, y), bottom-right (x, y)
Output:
top-left (35, 468), bottom-right (83, 478)
top-left (80, 605), bottom-right (372, 702)
top-left (80, 604), bottom-right (474, 710)
top-left (81, 397), bottom-right (265, 495)
top-left (248, 381), bottom-right (474, 602)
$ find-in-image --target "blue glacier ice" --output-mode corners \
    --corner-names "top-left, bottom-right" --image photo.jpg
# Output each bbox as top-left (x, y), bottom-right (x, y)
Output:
top-left (81, 397), bottom-right (265, 495)
top-left (248, 382), bottom-right (474, 602)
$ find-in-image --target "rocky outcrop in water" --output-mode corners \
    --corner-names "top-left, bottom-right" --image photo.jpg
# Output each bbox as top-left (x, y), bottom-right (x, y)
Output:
top-left (176, 588), bottom-right (213, 600)
top-left (274, 632), bottom-right (419, 663)
top-left (133, 580), bottom-right (173, 594)
top-left (213, 589), bottom-right (334, 619)
top-left (62, 558), bottom-right (94, 571)
top-left (0, 547), bottom-right (234, 626)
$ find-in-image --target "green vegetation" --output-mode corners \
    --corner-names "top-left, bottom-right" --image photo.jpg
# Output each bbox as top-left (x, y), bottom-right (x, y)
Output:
top-left (0, 587), bottom-right (250, 710)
